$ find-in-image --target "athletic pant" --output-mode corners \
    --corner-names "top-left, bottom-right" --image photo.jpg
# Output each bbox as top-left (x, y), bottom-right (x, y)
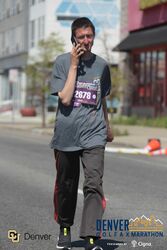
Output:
top-left (53, 147), bottom-right (106, 238)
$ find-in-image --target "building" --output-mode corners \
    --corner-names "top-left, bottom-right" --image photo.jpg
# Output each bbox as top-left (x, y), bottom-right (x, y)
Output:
top-left (0, 0), bottom-right (120, 113)
top-left (28, 0), bottom-right (120, 64)
top-left (0, 0), bottom-right (29, 112)
top-left (54, 0), bottom-right (120, 64)
top-left (115, 0), bottom-right (167, 117)
top-left (29, 0), bottom-right (55, 58)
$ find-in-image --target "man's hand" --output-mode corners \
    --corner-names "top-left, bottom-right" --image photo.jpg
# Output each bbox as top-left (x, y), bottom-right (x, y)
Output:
top-left (58, 43), bottom-right (86, 106)
top-left (107, 126), bottom-right (114, 142)
top-left (71, 43), bottom-right (86, 67)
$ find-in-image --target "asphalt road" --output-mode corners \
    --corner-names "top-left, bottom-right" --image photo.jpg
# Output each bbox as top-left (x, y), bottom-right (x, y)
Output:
top-left (0, 128), bottom-right (166, 250)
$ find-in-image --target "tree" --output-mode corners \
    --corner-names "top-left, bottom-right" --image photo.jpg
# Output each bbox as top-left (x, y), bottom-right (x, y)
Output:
top-left (25, 32), bottom-right (64, 127)
top-left (98, 30), bottom-right (137, 115)
top-left (98, 30), bottom-right (127, 114)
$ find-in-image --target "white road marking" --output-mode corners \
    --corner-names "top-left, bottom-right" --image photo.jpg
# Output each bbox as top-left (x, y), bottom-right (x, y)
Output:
top-left (105, 147), bottom-right (149, 155)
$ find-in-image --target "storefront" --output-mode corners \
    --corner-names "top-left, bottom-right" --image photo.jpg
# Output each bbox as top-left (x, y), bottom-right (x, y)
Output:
top-left (114, 0), bottom-right (167, 117)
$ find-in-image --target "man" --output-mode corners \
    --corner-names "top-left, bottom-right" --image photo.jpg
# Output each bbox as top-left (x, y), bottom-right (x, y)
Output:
top-left (50, 17), bottom-right (113, 250)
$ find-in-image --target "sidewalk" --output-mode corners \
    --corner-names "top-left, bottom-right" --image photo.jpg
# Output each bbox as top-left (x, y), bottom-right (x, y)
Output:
top-left (0, 111), bottom-right (167, 149)
top-left (108, 125), bottom-right (167, 149)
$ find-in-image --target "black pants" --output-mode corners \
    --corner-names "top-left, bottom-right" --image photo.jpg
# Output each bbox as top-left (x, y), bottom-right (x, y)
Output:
top-left (53, 147), bottom-right (106, 238)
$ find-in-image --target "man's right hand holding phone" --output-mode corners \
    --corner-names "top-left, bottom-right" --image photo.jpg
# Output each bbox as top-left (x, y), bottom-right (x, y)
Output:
top-left (71, 41), bottom-right (86, 67)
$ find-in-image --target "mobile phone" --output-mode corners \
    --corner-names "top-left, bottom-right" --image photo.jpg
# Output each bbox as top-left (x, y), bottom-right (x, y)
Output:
top-left (73, 36), bottom-right (78, 46)
top-left (72, 36), bottom-right (84, 57)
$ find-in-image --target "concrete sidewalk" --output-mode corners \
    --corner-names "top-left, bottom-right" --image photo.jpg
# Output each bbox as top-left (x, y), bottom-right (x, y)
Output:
top-left (0, 111), bottom-right (167, 149)
top-left (108, 124), bottom-right (167, 149)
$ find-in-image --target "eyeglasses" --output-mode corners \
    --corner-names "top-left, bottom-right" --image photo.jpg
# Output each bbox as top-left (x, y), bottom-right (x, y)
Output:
top-left (75, 34), bottom-right (94, 40)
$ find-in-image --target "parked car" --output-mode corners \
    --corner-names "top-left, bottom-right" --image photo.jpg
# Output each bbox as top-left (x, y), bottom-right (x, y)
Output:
top-left (46, 95), bottom-right (58, 112)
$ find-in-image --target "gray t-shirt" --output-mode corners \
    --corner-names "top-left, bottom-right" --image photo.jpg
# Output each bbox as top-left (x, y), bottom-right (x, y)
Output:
top-left (50, 52), bottom-right (111, 151)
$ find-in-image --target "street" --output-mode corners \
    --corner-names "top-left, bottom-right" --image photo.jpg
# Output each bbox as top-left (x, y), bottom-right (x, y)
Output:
top-left (0, 128), bottom-right (166, 250)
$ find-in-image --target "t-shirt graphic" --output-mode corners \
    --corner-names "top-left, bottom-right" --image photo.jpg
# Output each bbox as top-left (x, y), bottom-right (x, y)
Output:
top-left (73, 79), bottom-right (100, 107)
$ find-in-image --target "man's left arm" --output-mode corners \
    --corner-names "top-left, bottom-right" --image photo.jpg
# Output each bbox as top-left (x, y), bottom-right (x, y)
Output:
top-left (102, 98), bottom-right (114, 142)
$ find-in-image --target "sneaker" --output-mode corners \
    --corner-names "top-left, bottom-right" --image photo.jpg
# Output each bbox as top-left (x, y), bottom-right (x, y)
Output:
top-left (85, 237), bottom-right (103, 250)
top-left (56, 227), bottom-right (71, 249)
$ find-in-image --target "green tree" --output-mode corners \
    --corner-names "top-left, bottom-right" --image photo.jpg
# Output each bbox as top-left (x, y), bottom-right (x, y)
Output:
top-left (25, 32), bottom-right (64, 127)
top-left (98, 31), bottom-right (127, 113)
top-left (98, 30), bottom-right (136, 115)
top-left (110, 66), bottom-right (127, 100)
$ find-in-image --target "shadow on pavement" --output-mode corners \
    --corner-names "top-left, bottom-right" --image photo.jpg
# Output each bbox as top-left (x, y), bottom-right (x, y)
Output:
top-left (72, 239), bottom-right (125, 249)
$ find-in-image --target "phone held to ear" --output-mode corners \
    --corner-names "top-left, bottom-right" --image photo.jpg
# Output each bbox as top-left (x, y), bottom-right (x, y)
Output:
top-left (72, 36), bottom-right (85, 57)
top-left (73, 36), bottom-right (78, 46)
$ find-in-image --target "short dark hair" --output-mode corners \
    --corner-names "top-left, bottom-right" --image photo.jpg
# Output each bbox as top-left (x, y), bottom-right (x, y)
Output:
top-left (71, 17), bottom-right (95, 43)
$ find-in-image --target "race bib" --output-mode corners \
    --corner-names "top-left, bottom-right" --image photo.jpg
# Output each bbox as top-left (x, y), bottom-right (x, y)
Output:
top-left (73, 80), bottom-right (98, 107)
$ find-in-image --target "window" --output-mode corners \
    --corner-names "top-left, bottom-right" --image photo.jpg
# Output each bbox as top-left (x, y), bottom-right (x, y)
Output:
top-left (15, 26), bottom-right (23, 52)
top-left (139, 53), bottom-right (145, 85)
top-left (1, 0), bottom-right (6, 19)
top-left (0, 3), bottom-right (2, 20)
top-left (156, 52), bottom-right (165, 108)
top-left (9, 29), bottom-right (13, 53)
top-left (157, 52), bottom-right (165, 79)
top-left (133, 50), bottom-right (166, 108)
top-left (38, 17), bottom-right (41, 41)
top-left (41, 16), bottom-right (45, 39)
top-left (16, 0), bottom-right (23, 13)
top-left (10, 0), bottom-right (17, 16)
top-left (10, 28), bottom-right (16, 53)
top-left (1, 32), bottom-right (5, 55)
top-left (38, 16), bottom-right (45, 42)
top-left (29, 0), bottom-right (36, 6)
top-left (30, 20), bottom-right (35, 47)
top-left (5, 30), bottom-right (10, 55)
top-left (0, 33), bottom-right (2, 56)
top-left (6, 0), bottom-right (10, 18)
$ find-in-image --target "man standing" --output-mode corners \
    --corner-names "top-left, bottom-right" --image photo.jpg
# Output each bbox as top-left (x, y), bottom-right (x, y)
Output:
top-left (50, 17), bottom-right (113, 250)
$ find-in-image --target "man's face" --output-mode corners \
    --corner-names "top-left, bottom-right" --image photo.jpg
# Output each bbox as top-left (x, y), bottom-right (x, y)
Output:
top-left (74, 27), bottom-right (94, 53)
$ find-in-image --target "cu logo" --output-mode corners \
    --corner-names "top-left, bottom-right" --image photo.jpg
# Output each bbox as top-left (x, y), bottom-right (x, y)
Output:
top-left (8, 230), bottom-right (20, 243)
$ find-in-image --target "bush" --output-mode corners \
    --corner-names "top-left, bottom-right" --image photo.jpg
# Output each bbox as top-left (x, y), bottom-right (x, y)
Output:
top-left (112, 127), bottom-right (129, 136)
